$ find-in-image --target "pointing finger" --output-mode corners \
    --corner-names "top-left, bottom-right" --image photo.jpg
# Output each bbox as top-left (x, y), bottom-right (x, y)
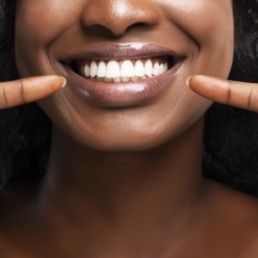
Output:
top-left (0, 75), bottom-right (66, 109)
top-left (188, 75), bottom-right (258, 112)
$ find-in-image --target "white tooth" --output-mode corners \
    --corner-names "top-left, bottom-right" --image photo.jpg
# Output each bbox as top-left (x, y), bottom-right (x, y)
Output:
top-left (120, 60), bottom-right (135, 77)
top-left (90, 61), bottom-right (98, 77)
top-left (153, 62), bottom-right (160, 76)
top-left (106, 60), bottom-right (120, 78)
top-left (84, 65), bottom-right (90, 77)
top-left (164, 62), bottom-right (168, 72)
top-left (113, 77), bottom-right (121, 83)
top-left (97, 61), bottom-right (106, 78)
top-left (122, 77), bottom-right (130, 82)
top-left (159, 63), bottom-right (164, 74)
top-left (144, 59), bottom-right (153, 77)
top-left (134, 60), bottom-right (145, 77)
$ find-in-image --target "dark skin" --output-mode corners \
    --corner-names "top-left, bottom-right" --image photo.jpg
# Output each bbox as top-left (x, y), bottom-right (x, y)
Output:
top-left (1, 0), bottom-right (258, 257)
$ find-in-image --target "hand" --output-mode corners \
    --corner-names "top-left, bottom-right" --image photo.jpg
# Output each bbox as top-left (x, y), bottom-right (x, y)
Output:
top-left (0, 76), bottom-right (66, 109)
top-left (188, 75), bottom-right (258, 112)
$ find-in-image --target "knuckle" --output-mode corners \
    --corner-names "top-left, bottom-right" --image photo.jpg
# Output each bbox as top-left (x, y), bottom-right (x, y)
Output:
top-left (226, 81), bottom-right (232, 105)
top-left (2, 83), bottom-right (9, 108)
top-left (247, 85), bottom-right (253, 110)
top-left (0, 83), bottom-right (10, 109)
top-left (18, 79), bottom-right (27, 104)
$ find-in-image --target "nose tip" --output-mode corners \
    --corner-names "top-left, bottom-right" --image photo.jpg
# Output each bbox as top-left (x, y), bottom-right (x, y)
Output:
top-left (81, 0), bottom-right (160, 37)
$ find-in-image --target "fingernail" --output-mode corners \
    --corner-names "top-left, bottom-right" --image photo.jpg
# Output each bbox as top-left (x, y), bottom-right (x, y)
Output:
top-left (186, 76), bottom-right (192, 87)
top-left (25, 76), bottom-right (67, 92)
top-left (59, 76), bottom-right (67, 88)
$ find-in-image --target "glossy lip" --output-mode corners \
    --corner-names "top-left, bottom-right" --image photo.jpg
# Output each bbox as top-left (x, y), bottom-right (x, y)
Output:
top-left (60, 43), bottom-right (185, 107)
top-left (61, 43), bottom-right (183, 61)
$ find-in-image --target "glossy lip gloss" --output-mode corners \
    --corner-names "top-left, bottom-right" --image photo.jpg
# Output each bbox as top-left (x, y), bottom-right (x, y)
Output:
top-left (61, 43), bottom-right (185, 107)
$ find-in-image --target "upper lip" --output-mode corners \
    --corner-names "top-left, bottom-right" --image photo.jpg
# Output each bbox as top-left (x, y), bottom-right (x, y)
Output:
top-left (60, 43), bottom-right (185, 64)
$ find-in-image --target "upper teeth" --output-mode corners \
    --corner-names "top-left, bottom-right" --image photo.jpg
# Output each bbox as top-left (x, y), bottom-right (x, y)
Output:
top-left (79, 59), bottom-right (169, 82)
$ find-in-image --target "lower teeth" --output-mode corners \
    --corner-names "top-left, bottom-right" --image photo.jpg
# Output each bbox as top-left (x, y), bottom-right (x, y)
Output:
top-left (88, 75), bottom-right (152, 83)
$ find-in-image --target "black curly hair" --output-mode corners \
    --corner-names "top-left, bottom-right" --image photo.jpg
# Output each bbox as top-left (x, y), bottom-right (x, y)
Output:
top-left (0, 0), bottom-right (52, 186)
top-left (203, 0), bottom-right (258, 195)
top-left (0, 0), bottom-right (258, 195)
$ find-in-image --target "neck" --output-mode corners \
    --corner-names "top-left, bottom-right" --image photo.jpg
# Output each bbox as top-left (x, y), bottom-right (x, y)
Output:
top-left (38, 119), bottom-right (206, 254)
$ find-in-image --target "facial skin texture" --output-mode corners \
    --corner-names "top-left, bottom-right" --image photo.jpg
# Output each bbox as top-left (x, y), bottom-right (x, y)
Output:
top-left (15, 0), bottom-right (234, 152)
top-left (4, 1), bottom-right (258, 257)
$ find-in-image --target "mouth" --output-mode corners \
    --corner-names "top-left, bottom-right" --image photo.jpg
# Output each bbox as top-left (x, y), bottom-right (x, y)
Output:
top-left (70, 56), bottom-right (172, 83)
top-left (60, 43), bottom-right (184, 107)
top-left (62, 43), bottom-right (181, 82)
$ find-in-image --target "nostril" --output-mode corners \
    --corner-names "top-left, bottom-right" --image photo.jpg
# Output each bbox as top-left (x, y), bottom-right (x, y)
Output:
top-left (81, 0), bottom-right (160, 38)
top-left (86, 24), bottom-right (128, 38)
top-left (85, 23), bottom-right (151, 39)
top-left (90, 25), bottom-right (117, 37)
top-left (127, 22), bottom-right (150, 30)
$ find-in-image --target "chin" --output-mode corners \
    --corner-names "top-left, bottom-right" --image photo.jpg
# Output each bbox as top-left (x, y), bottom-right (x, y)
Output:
top-left (87, 136), bottom-right (165, 152)
top-left (73, 119), bottom-right (199, 153)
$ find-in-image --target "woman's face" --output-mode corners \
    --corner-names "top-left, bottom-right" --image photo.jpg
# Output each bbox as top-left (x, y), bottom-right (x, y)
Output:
top-left (15, 0), bottom-right (234, 151)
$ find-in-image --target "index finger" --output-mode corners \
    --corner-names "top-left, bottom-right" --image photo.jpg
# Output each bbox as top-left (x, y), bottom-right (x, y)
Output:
top-left (188, 75), bottom-right (258, 112)
top-left (0, 75), bottom-right (66, 109)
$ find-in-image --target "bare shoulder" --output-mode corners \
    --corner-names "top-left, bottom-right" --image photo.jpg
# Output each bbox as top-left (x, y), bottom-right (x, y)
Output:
top-left (204, 180), bottom-right (258, 258)
top-left (205, 179), bottom-right (258, 213)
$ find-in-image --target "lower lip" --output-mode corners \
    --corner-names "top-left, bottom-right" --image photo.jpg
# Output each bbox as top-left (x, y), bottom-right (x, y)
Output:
top-left (64, 63), bottom-right (182, 107)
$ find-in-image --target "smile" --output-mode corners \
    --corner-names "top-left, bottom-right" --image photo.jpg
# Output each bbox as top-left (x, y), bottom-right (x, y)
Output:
top-left (77, 57), bottom-right (170, 83)
top-left (60, 43), bottom-right (185, 107)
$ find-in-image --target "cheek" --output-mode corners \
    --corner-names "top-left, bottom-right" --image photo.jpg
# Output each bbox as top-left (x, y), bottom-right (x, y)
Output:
top-left (160, 0), bottom-right (233, 40)
top-left (161, 0), bottom-right (234, 77)
top-left (16, 1), bottom-right (56, 50)
top-left (15, 0), bottom-right (79, 76)
top-left (190, 4), bottom-right (234, 78)
top-left (16, 0), bottom-right (78, 40)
